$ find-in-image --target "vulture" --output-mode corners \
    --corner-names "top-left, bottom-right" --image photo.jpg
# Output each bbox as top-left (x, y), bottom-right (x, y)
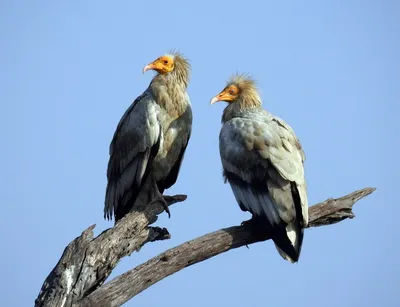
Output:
top-left (210, 74), bottom-right (308, 263)
top-left (104, 51), bottom-right (192, 222)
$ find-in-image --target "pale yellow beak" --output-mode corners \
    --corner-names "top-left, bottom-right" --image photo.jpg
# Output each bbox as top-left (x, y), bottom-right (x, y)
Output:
top-left (210, 96), bottom-right (220, 104)
top-left (210, 91), bottom-right (234, 104)
top-left (142, 63), bottom-right (155, 74)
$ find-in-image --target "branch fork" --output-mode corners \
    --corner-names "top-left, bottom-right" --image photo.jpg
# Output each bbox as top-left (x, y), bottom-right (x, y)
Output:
top-left (35, 188), bottom-right (375, 307)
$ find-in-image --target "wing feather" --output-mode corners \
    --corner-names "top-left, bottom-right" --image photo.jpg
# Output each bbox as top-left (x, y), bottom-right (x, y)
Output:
top-left (220, 114), bottom-right (307, 222)
top-left (162, 105), bottom-right (192, 190)
top-left (104, 91), bottom-right (161, 220)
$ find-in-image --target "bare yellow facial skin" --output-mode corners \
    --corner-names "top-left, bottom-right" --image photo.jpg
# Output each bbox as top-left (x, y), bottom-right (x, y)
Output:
top-left (142, 56), bottom-right (174, 75)
top-left (210, 85), bottom-right (240, 104)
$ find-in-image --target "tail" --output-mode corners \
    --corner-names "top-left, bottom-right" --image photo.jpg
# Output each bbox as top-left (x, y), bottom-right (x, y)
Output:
top-left (224, 170), bottom-right (305, 263)
top-left (105, 176), bottom-right (155, 222)
top-left (117, 176), bottom-right (155, 222)
top-left (273, 182), bottom-right (305, 263)
top-left (272, 222), bottom-right (304, 263)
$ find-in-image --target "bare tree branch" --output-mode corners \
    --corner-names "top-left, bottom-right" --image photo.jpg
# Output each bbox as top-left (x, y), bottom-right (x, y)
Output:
top-left (35, 194), bottom-right (187, 307)
top-left (35, 188), bottom-right (375, 307)
top-left (73, 187), bottom-right (375, 307)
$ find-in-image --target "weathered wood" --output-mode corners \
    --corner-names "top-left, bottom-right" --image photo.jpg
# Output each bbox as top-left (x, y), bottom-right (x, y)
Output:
top-left (74, 187), bottom-right (375, 307)
top-left (36, 188), bottom-right (375, 307)
top-left (35, 194), bottom-right (187, 307)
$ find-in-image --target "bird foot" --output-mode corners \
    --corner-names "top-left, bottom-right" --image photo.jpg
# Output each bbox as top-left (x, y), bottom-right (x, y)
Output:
top-left (241, 217), bottom-right (256, 227)
top-left (149, 195), bottom-right (171, 218)
top-left (241, 217), bottom-right (257, 249)
top-left (163, 194), bottom-right (187, 205)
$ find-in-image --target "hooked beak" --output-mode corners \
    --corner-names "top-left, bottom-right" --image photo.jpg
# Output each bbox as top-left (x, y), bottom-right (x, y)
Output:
top-left (142, 63), bottom-right (155, 74)
top-left (210, 91), bottom-right (232, 105)
top-left (210, 96), bottom-right (220, 105)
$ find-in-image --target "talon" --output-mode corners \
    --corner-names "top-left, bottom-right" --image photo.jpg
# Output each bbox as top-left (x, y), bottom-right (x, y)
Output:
top-left (150, 180), bottom-right (171, 218)
top-left (150, 195), bottom-right (171, 218)
top-left (162, 200), bottom-right (171, 218)
top-left (241, 219), bottom-right (252, 248)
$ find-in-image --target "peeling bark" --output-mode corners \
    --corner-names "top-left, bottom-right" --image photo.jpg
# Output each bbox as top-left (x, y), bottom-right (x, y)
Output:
top-left (35, 188), bottom-right (375, 307)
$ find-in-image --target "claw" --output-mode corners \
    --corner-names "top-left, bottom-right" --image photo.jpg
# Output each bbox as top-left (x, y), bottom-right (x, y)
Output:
top-left (240, 215), bottom-right (256, 249)
top-left (161, 198), bottom-right (171, 218)
top-left (241, 220), bottom-right (252, 249)
top-left (150, 179), bottom-right (171, 218)
top-left (149, 195), bottom-right (171, 218)
top-left (241, 217), bottom-right (256, 249)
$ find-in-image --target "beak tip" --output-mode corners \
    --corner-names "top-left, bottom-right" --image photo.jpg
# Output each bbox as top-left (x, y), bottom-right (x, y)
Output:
top-left (142, 65), bottom-right (151, 74)
top-left (210, 97), bottom-right (219, 105)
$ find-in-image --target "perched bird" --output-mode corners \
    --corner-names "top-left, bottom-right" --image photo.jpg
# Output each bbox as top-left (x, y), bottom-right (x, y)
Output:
top-left (104, 51), bottom-right (192, 222)
top-left (211, 74), bottom-right (308, 263)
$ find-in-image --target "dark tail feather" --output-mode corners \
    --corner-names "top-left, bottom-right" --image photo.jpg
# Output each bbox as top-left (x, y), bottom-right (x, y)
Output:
top-left (272, 223), bottom-right (303, 263)
top-left (114, 176), bottom-right (154, 222)
top-left (274, 182), bottom-right (305, 263)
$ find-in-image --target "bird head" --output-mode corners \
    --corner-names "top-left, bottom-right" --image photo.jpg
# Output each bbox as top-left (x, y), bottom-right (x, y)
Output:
top-left (210, 84), bottom-right (240, 104)
top-left (210, 74), bottom-right (259, 105)
top-left (142, 55), bottom-right (175, 75)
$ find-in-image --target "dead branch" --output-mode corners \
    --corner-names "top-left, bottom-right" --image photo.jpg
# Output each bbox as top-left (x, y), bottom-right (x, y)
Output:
top-left (36, 188), bottom-right (375, 307)
top-left (35, 194), bottom-right (187, 307)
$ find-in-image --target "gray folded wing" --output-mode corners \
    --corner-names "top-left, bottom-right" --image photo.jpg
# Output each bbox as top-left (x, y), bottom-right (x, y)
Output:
top-left (219, 112), bottom-right (308, 229)
top-left (104, 91), bottom-right (161, 219)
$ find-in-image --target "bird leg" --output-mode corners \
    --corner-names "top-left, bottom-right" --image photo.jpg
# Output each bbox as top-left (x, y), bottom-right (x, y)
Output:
top-left (241, 216), bottom-right (258, 249)
top-left (148, 180), bottom-right (171, 218)
top-left (241, 215), bottom-right (258, 227)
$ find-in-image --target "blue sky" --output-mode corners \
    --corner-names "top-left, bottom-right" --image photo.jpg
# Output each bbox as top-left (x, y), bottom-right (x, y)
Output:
top-left (1, 1), bottom-right (398, 306)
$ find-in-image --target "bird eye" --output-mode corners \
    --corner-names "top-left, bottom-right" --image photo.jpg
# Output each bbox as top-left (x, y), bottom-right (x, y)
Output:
top-left (164, 60), bottom-right (169, 64)
top-left (229, 89), bottom-right (235, 95)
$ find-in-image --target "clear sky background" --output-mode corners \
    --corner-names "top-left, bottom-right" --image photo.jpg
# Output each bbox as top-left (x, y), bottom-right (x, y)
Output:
top-left (1, 1), bottom-right (398, 306)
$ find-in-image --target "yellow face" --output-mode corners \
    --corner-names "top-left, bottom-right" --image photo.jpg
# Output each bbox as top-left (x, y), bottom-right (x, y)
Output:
top-left (210, 84), bottom-right (240, 104)
top-left (142, 55), bottom-right (174, 75)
